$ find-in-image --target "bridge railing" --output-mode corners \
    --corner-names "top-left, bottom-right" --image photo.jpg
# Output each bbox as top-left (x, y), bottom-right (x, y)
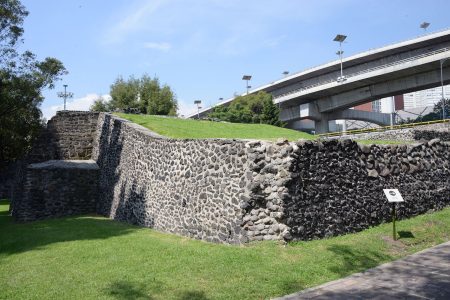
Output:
top-left (318, 118), bottom-right (450, 138)
top-left (274, 47), bottom-right (450, 101)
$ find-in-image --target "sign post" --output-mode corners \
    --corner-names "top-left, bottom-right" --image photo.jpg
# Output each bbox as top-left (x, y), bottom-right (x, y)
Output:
top-left (383, 189), bottom-right (405, 241)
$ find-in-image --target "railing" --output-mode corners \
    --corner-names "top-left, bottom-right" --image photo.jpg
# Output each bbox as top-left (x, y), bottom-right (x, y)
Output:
top-left (274, 47), bottom-right (450, 101)
top-left (318, 118), bottom-right (450, 138)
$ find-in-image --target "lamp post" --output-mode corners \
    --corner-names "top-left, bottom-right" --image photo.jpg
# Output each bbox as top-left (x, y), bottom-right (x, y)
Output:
top-left (420, 22), bottom-right (430, 32)
top-left (57, 84), bottom-right (74, 111)
top-left (194, 100), bottom-right (201, 119)
top-left (242, 75), bottom-right (252, 95)
top-left (440, 58), bottom-right (449, 120)
top-left (333, 34), bottom-right (347, 83)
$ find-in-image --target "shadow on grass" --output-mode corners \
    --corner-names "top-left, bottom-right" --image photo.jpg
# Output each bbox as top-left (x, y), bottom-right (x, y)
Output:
top-left (0, 200), bottom-right (136, 255)
top-left (108, 281), bottom-right (155, 300)
top-left (107, 280), bottom-right (210, 300)
top-left (398, 231), bottom-right (415, 239)
top-left (177, 291), bottom-right (210, 300)
top-left (327, 244), bottom-right (392, 277)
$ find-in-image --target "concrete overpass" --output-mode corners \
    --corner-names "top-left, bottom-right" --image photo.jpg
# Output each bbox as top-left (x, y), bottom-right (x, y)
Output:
top-left (187, 28), bottom-right (450, 133)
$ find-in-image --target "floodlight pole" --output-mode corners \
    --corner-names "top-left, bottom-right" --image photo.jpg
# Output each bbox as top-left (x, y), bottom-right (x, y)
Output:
top-left (57, 84), bottom-right (74, 111)
top-left (194, 100), bottom-right (202, 119)
top-left (242, 75), bottom-right (252, 95)
top-left (420, 22), bottom-right (430, 32)
top-left (338, 44), bottom-right (344, 80)
top-left (440, 58), bottom-right (449, 120)
top-left (64, 85), bottom-right (68, 110)
top-left (333, 34), bottom-right (347, 83)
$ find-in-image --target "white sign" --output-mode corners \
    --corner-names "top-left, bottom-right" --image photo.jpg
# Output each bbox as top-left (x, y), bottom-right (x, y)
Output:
top-left (383, 189), bottom-right (405, 203)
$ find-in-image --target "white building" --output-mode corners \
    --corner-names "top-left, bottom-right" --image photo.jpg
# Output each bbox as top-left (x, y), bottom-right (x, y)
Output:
top-left (403, 84), bottom-right (450, 109)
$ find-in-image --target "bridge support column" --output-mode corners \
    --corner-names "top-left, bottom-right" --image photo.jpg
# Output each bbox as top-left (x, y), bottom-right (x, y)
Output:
top-left (314, 114), bottom-right (330, 134)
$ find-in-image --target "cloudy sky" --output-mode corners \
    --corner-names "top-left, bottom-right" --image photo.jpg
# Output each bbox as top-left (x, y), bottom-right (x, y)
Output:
top-left (19, 0), bottom-right (450, 119)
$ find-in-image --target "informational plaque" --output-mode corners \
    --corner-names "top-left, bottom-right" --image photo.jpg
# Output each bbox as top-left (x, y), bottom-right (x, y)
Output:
top-left (383, 189), bottom-right (405, 203)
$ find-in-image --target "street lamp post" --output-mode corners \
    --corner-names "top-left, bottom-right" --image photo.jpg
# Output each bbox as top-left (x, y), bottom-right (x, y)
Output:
top-left (194, 100), bottom-right (202, 119)
top-left (440, 58), bottom-right (449, 120)
top-left (420, 22), bottom-right (430, 32)
top-left (242, 75), bottom-right (252, 95)
top-left (57, 84), bottom-right (74, 111)
top-left (333, 34), bottom-right (347, 83)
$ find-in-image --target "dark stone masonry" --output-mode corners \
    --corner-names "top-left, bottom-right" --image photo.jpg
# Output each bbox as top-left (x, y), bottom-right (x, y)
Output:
top-left (7, 111), bottom-right (450, 244)
top-left (13, 160), bottom-right (99, 222)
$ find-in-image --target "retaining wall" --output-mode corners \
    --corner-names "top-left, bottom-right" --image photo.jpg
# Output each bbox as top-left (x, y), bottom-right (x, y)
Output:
top-left (10, 112), bottom-right (450, 244)
top-left (92, 114), bottom-right (251, 244)
top-left (92, 114), bottom-right (450, 243)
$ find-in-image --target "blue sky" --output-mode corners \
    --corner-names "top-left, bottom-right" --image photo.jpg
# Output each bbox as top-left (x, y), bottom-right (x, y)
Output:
top-left (19, 0), bottom-right (450, 119)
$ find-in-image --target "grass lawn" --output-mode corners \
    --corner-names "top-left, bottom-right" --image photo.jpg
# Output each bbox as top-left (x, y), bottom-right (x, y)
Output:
top-left (115, 113), bottom-right (314, 141)
top-left (1, 200), bottom-right (449, 299)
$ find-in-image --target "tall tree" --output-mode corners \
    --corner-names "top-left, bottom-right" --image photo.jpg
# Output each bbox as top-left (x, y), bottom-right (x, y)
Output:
top-left (0, 0), bottom-right (67, 166)
top-left (108, 74), bottom-right (178, 115)
top-left (261, 94), bottom-right (283, 127)
top-left (109, 76), bottom-right (140, 112)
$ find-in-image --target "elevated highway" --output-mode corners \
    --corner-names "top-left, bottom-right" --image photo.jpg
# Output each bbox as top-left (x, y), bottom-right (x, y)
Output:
top-left (188, 29), bottom-right (450, 133)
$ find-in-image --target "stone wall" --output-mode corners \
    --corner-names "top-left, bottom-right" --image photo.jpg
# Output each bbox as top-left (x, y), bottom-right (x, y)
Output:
top-left (92, 114), bottom-right (449, 243)
top-left (92, 114), bottom-right (251, 244)
top-left (10, 111), bottom-right (450, 244)
top-left (27, 111), bottom-right (99, 162)
top-left (330, 121), bottom-right (449, 142)
top-left (10, 111), bottom-right (100, 218)
top-left (283, 139), bottom-right (449, 240)
top-left (13, 160), bottom-right (99, 222)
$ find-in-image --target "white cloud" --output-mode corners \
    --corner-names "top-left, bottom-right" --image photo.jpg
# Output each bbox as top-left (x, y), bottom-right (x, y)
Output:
top-left (143, 42), bottom-right (171, 51)
top-left (104, 0), bottom-right (169, 44)
top-left (42, 93), bottom-right (111, 120)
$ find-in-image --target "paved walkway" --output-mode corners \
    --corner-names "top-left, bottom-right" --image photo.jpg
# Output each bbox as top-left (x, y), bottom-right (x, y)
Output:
top-left (276, 241), bottom-right (450, 300)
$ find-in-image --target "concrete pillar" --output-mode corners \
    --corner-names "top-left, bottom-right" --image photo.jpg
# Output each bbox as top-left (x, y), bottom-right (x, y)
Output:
top-left (314, 114), bottom-right (330, 134)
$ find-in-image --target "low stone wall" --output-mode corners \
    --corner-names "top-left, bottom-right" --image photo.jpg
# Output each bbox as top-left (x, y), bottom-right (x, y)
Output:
top-left (414, 130), bottom-right (450, 141)
top-left (12, 160), bottom-right (99, 222)
top-left (283, 139), bottom-right (450, 240)
top-left (330, 121), bottom-right (449, 142)
top-left (10, 111), bottom-right (100, 216)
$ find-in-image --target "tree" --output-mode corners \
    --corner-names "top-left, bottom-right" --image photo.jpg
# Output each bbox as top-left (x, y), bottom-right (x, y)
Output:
top-left (90, 97), bottom-right (111, 112)
top-left (109, 76), bottom-right (140, 112)
top-left (208, 91), bottom-right (284, 126)
top-left (0, 0), bottom-right (67, 167)
top-left (261, 94), bottom-right (283, 127)
top-left (108, 74), bottom-right (178, 115)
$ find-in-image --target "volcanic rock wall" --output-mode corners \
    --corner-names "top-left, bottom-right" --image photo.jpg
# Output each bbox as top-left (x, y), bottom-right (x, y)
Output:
top-left (9, 111), bottom-right (450, 244)
top-left (27, 111), bottom-right (99, 162)
top-left (283, 139), bottom-right (450, 240)
top-left (92, 114), bottom-right (252, 244)
top-left (10, 111), bottom-right (100, 220)
top-left (13, 160), bottom-right (99, 222)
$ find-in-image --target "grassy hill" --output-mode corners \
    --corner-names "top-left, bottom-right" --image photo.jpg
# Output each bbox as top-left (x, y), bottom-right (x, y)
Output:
top-left (115, 113), bottom-right (314, 141)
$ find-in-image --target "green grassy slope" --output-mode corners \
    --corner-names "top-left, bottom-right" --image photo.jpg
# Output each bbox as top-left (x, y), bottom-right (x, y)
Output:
top-left (115, 113), bottom-right (314, 141)
top-left (1, 200), bottom-right (449, 299)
